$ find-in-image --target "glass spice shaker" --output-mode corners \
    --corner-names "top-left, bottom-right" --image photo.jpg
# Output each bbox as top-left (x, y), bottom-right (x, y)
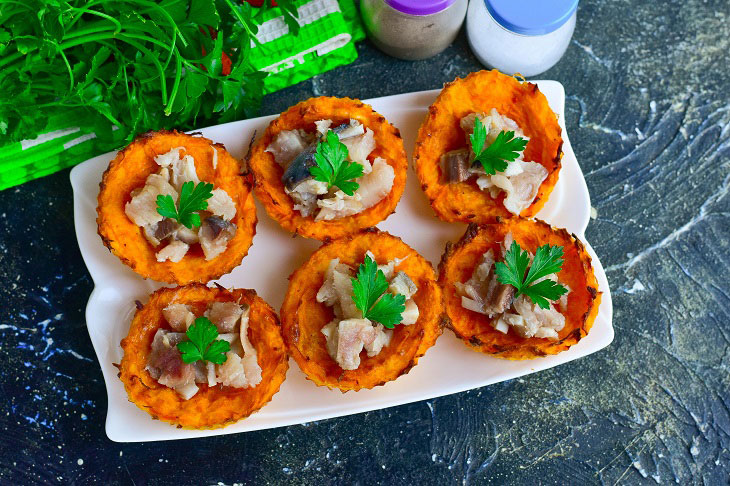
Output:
top-left (360, 0), bottom-right (468, 61)
top-left (466, 0), bottom-right (579, 77)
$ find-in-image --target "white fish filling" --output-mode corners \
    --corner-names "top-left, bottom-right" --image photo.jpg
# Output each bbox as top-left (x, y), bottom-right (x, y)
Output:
top-left (316, 253), bottom-right (419, 370)
top-left (454, 109), bottom-right (548, 215)
top-left (123, 147), bottom-right (237, 262)
top-left (146, 300), bottom-right (262, 400)
top-left (267, 119), bottom-right (393, 220)
top-left (456, 233), bottom-right (570, 340)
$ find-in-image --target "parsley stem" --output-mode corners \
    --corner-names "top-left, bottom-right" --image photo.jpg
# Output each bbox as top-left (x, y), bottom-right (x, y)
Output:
top-left (65, 10), bottom-right (123, 36)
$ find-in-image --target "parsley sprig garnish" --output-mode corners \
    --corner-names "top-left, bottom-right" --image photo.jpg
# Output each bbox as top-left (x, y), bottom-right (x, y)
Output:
top-left (156, 181), bottom-right (214, 229)
top-left (310, 130), bottom-right (364, 196)
top-left (351, 256), bottom-right (406, 328)
top-left (176, 317), bottom-right (230, 365)
top-left (495, 241), bottom-right (568, 309)
top-left (470, 118), bottom-right (528, 175)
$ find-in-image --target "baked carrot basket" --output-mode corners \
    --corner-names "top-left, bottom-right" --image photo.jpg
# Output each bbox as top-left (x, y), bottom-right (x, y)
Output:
top-left (414, 70), bottom-right (563, 223)
top-left (118, 284), bottom-right (288, 429)
top-left (97, 130), bottom-right (257, 284)
top-left (248, 97), bottom-right (408, 240)
top-left (281, 229), bottom-right (444, 391)
top-left (439, 218), bottom-right (601, 360)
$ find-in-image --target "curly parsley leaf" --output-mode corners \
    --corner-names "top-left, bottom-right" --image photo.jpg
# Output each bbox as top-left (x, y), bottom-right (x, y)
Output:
top-left (156, 180), bottom-right (213, 229)
top-left (351, 255), bottom-right (406, 328)
top-left (495, 241), bottom-right (568, 309)
top-left (177, 317), bottom-right (230, 365)
top-left (470, 118), bottom-right (528, 175)
top-left (310, 130), bottom-right (364, 196)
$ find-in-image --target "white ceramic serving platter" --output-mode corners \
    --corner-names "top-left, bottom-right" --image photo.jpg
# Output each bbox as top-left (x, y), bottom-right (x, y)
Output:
top-left (71, 81), bottom-right (613, 442)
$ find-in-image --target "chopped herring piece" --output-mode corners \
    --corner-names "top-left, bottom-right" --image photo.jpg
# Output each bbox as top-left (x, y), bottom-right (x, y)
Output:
top-left (331, 119), bottom-right (365, 140)
top-left (315, 158), bottom-right (394, 221)
top-left (286, 179), bottom-right (328, 217)
top-left (441, 149), bottom-right (470, 182)
top-left (474, 160), bottom-right (547, 215)
top-left (239, 307), bottom-right (262, 386)
top-left (198, 217), bottom-right (237, 261)
top-left (401, 299), bottom-right (419, 325)
top-left (266, 130), bottom-right (310, 166)
top-left (142, 224), bottom-right (162, 247)
top-left (156, 239), bottom-right (189, 263)
top-left (207, 188), bottom-right (236, 220)
top-left (389, 271), bottom-right (418, 299)
top-left (146, 329), bottom-right (196, 391)
top-left (281, 144), bottom-right (318, 190)
top-left (334, 318), bottom-right (379, 370)
top-left (163, 303), bottom-right (195, 331)
top-left (125, 170), bottom-right (177, 227)
top-left (205, 301), bottom-right (244, 333)
top-left (455, 249), bottom-right (515, 317)
top-left (353, 157), bottom-right (394, 208)
top-left (216, 352), bottom-right (250, 387)
top-left (494, 295), bottom-right (565, 339)
top-left (154, 218), bottom-right (178, 242)
top-left (155, 148), bottom-right (200, 192)
top-left (174, 225), bottom-right (199, 245)
top-left (341, 128), bottom-right (375, 172)
top-left (364, 325), bottom-right (392, 356)
top-left (315, 119), bottom-right (333, 136)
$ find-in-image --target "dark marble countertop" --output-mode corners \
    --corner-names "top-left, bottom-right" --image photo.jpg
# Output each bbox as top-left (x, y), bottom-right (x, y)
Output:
top-left (1, 0), bottom-right (729, 484)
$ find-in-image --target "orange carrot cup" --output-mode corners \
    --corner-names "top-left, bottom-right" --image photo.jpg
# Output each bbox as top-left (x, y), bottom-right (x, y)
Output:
top-left (118, 284), bottom-right (288, 429)
top-left (281, 229), bottom-right (444, 391)
top-left (439, 219), bottom-right (601, 359)
top-left (414, 70), bottom-right (563, 223)
top-left (248, 97), bottom-right (407, 240)
top-left (97, 130), bottom-right (257, 284)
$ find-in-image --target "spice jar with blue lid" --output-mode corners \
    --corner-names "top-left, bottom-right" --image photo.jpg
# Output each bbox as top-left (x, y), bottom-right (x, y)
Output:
top-left (360, 0), bottom-right (468, 61)
top-left (466, 0), bottom-right (579, 76)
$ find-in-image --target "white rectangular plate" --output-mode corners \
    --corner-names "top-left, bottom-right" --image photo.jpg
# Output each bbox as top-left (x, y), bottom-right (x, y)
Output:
top-left (71, 81), bottom-right (613, 442)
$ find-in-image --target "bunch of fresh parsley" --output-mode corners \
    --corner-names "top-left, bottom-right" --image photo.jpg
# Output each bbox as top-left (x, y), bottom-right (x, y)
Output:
top-left (177, 316), bottom-right (230, 365)
top-left (310, 130), bottom-right (364, 196)
top-left (351, 255), bottom-right (406, 328)
top-left (0, 0), bottom-right (298, 150)
top-left (470, 118), bottom-right (528, 175)
top-left (156, 180), bottom-right (214, 229)
top-left (495, 241), bottom-right (568, 309)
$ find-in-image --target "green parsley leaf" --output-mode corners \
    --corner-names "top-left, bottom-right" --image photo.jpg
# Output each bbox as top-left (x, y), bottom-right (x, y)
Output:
top-left (351, 255), bottom-right (406, 328)
top-left (156, 180), bottom-right (214, 229)
top-left (177, 317), bottom-right (231, 365)
top-left (310, 130), bottom-right (364, 196)
top-left (470, 118), bottom-right (528, 176)
top-left (495, 241), bottom-right (568, 309)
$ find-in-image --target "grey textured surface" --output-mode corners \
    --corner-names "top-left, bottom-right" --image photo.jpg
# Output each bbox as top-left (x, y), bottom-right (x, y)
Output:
top-left (1, 0), bottom-right (729, 484)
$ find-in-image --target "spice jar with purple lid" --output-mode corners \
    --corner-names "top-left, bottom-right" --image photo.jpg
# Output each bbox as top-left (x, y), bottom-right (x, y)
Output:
top-left (360, 0), bottom-right (468, 61)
